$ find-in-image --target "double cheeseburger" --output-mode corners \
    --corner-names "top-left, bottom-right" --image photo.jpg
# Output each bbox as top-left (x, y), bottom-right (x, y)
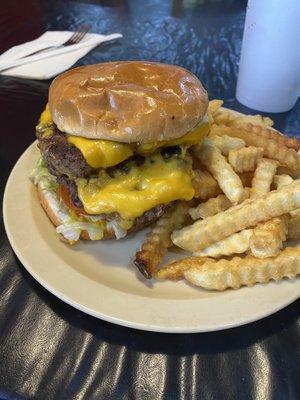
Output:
top-left (31, 61), bottom-right (209, 243)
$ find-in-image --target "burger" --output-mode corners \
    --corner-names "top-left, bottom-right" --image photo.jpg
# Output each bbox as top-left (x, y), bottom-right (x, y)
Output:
top-left (31, 61), bottom-right (209, 244)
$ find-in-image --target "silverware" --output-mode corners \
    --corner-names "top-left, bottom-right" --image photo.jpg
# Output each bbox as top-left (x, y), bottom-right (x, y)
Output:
top-left (22, 24), bottom-right (90, 58)
top-left (0, 24), bottom-right (91, 73)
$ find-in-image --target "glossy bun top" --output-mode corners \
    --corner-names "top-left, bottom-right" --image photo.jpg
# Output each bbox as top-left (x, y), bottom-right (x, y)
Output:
top-left (49, 61), bottom-right (208, 143)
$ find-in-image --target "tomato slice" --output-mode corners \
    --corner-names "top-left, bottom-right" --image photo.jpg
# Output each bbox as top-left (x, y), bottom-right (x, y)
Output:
top-left (58, 185), bottom-right (89, 216)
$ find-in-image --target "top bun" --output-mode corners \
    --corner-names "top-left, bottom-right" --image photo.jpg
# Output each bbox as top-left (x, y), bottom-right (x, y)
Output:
top-left (49, 61), bottom-right (208, 143)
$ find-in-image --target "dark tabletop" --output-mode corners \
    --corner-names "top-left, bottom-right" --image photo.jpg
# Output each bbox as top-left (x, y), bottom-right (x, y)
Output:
top-left (0, 1), bottom-right (299, 399)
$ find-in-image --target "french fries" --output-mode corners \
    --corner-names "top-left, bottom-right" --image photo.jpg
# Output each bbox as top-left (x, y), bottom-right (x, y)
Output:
top-left (212, 109), bottom-right (300, 151)
top-left (193, 138), bottom-right (247, 204)
top-left (229, 114), bottom-right (274, 128)
top-left (212, 109), bottom-right (274, 129)
top-left (249, 217), bottom-right (288, 258)
top-left (235, 122), bottom-right (300, 151)
top-left (228, 146), bottom-right (263, 173)
top-left (277, 166), bottom-right (299, 178)
top-left (172, 181), bottom-right (300, 253)
top-left (208, 99), bottom-right (224, 115)
top-left (209, 134), bottom-right (245, 156)
top-left (238, 171), bottom-right (254, 187)
top-left (136, 102), bottom-right (300, 292)
top-left (189, 193), bottom-right (232, 220)
top-left (211, 123), bottom-right (300, 170)
top-left (250, 158), bottom-right (279, 198)
top-left (212, 108), bottom-right (235, 126)
top-left (183, 245), bottom-right (300, 290)
top-left (192, 169), bottom-right (221, 200)
top-left (195, 217), bottom-right (287, 259)
top-left (247, 159), bottom-right (283, 257)
top-left (273, 174), bottom-right (294, 189)
top-left (288, 212), bottom-right (300, 240)
top-left (134, 202), bottom-right (190, 278)
top-left (155, 257), bottom-right (209, 281)
top-left (194, 229), bottom-right (252, 258)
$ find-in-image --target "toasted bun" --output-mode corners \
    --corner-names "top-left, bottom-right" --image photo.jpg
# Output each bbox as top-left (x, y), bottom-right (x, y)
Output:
top-left (49, 61), bottom-right (208, 143)
top-left (36, 184), bottom-right (161, 243)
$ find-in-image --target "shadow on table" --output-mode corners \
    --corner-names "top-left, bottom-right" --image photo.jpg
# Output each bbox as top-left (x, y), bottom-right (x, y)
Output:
top-left (16, 257), bottom-right (300, 357)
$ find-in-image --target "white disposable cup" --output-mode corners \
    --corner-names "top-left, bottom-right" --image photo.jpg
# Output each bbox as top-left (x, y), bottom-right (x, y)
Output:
top-left (236, 0), bottom-right (300, 113)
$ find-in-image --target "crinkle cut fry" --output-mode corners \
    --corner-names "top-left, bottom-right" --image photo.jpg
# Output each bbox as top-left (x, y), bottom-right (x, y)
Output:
top-left (212, 108), bottom-right (235, 125)
top-left (189, 193), bottom-right (233, 220)
top-left (277, 166), bottom-right (299, 178)
top-left (249, 159), bottom-right (284, 258)
top-left (189, 188), bottom-right (250, 220)
top-left (212, 108), bottom-right (274, 128)
top-left (208, 99), bottom-right (224, 115)
top-left (209, 134), bottom-right (245, 156)
top-left (156, 257), bottom-right (209, 281)
top-left (134, 202), bottom-right (190, 278)
top-left (238, 171), bottom-right (254, 188)
top-left (193, 138), bottom-right (246, 204)
top-left (212, 124), bottom-right (300, 170)
top-left (249, 217), bottom-right (289, 258)
top-left (229, 115), bottom-right (274, 128)
top-left (184, 245), bottom-right (300, 291)
top-left (171, 180), bottom-right (300, 253)
top-left (194, 229), bottom-right (253, 258)
top-left (236, 122), bottom-right (300, 151)
top-left (288, 211), bottom-right (300, 240)
top-left (192, 169), bottom-right (221, 200)
top-left (228, 146), bottom-right (263, 173)
top-left (273, 174), bottom-right (294, 189)
top-left (212, 110), bottom-right (299, 150)
top-left (250, 158), bottom-right (279, 199)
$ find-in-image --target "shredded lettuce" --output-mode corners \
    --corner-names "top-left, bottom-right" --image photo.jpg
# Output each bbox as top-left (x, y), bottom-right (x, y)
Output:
top-left (30, 158), bottom-right (127, 241)
top-left (86, 215), bottom-right (106, 222)
top-left (56, 221), bottom-right (104, 241)
top-left (30, 157), bottom-right (58, 191)
top-left (106, 220), bottom-right (127, 239)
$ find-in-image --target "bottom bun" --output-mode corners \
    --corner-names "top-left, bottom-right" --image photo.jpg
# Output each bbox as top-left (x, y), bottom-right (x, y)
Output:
top-left (36, 184), bottom-right (167, 243)
top-left (37, 184), bottom-right (115, 241)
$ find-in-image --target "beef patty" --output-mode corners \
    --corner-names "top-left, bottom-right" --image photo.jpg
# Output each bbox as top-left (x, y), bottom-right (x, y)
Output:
top-left (37, 124), bottom-right (183, 180)
top-left (37, 126), bottom-right (94, 178)
top-left (57, 175), bottom-right (172, 225)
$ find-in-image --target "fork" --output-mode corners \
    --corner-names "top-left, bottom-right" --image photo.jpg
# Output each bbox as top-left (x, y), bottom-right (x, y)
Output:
top-left (21, 24), bottom-right (90, 58)
top-left (0, 24), bottom-right (91, 73)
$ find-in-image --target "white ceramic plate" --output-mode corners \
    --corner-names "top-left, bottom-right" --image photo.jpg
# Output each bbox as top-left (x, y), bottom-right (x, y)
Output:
top-left (4, 142), bottom-right (300, 333)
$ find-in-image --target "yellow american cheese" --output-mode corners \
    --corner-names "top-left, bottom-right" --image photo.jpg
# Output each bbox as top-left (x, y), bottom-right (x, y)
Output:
top-left (68, 119), bottom-right (209, 168)
top-left (67, 136), bottom-right (134, 169)
top-left (39, 104), bottom-right (52, 124)
top-left (137, 119), bottom-right (210, 153)
top-left (76, 153), bottom-right (195, 220)
top-left (36, 104), bottom-right (53, 138)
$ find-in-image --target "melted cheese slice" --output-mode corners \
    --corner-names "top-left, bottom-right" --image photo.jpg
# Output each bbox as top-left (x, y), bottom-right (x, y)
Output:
top-left (68, 119), bottom-right (209, 168)
top-left (67, 136), bottom-right (134, 169)
top-left (76, 153), bottom-right (195, 219)
top-left (36, 104), bottom-right (53, 138)
top-left (137, 118), bottom-right (210, 153)
top-left (39, 104), bottom-right (52, 124)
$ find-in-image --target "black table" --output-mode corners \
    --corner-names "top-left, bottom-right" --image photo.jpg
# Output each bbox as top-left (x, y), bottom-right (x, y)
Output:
top-left (0, 1), bottom-right (299, 399)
